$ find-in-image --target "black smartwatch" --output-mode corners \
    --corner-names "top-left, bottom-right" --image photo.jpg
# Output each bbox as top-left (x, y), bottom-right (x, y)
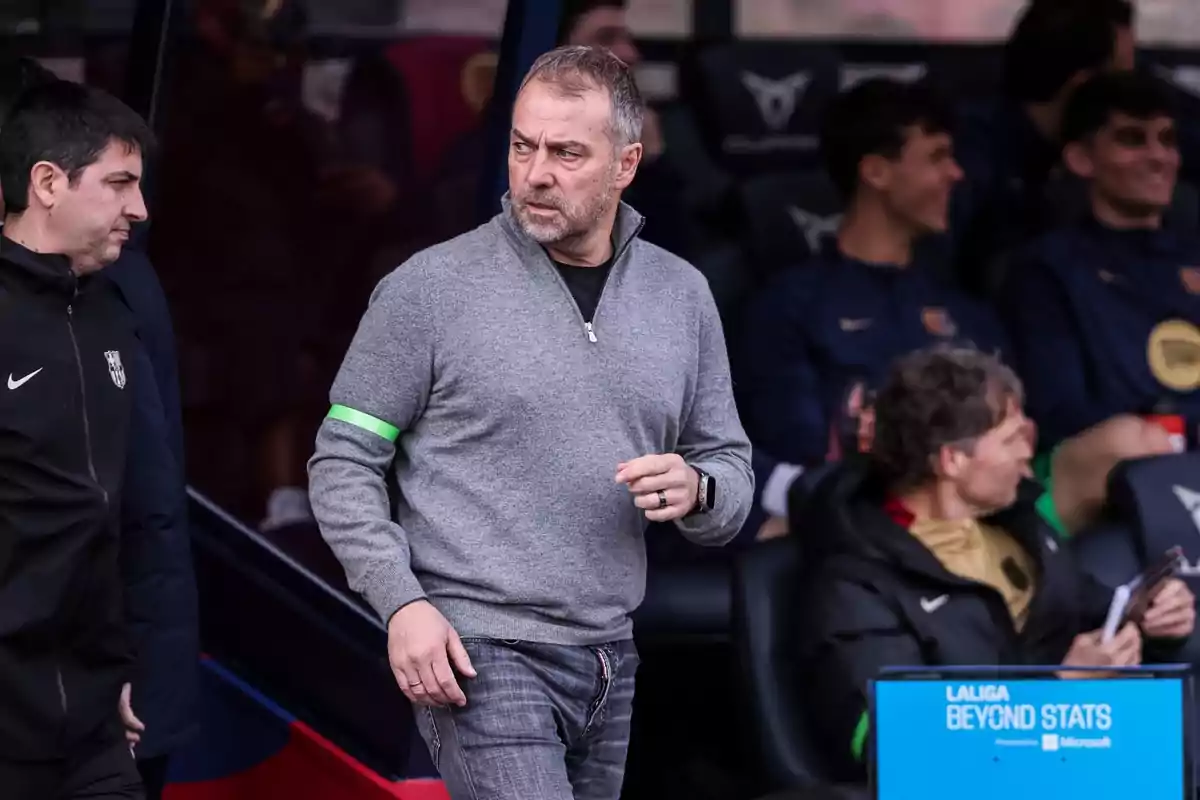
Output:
top-left (689, 468), bottom-right (716, 516)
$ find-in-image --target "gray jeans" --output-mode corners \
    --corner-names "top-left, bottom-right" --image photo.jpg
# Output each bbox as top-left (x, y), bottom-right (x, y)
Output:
top-left (415, 638), bottom-right (638, 800)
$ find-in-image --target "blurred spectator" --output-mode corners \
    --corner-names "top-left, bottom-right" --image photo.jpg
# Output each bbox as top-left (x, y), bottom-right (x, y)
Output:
top-left (952, 0), bottom-right (1135, 293)
top-left (149, 0), bottom-right (394, 525)
top-left (792, 345), bottom-right (1195, 784)
top-left (737, 79), bottom-right (1005, 529)
top-left (559, 0), bottom-right (692, 257)
top-left (340, 34), bottom-right (497, 257)
top-left (1000, 71), bottom-right (1200, 447)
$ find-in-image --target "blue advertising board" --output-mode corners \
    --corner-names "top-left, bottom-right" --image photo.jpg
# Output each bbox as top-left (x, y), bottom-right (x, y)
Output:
top-left (872, 675), bottom-right (1187, 800)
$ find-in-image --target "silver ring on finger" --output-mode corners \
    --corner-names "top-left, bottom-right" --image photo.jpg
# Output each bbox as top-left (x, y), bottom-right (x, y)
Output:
top-left (409, 679), bottom-right (424, 688)
top-left (657, 489), bottom-right (668, 509)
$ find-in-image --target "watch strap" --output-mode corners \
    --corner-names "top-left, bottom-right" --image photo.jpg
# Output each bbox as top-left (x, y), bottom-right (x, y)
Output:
top-left (689, 467), bottom-right (714, 516)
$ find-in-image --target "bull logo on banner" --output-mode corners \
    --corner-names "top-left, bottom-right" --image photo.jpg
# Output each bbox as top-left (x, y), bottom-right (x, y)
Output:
top-left (787, 207), bottom-right (841, 253)
top-left (741, 71), bottom-right (811, 132)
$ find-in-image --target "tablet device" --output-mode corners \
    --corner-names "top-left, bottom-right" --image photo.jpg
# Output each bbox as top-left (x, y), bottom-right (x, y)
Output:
top-left (1102, 546), bottom-right (1185, 642)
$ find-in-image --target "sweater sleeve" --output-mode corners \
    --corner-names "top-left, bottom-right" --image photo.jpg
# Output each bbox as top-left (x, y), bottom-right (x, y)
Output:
top-left (307, 266), bottom-right (435, 622)
top-left (673, 286), bottom-right (755, 545)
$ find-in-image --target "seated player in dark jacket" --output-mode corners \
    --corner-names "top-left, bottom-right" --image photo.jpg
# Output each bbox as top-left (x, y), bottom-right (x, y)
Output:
top-left (793, 345), bottom-right (1196, 784)
top-left (737, 79), bottom-right (1006, 525)
top-left (950, 0), bottom-right (1136, 291)
top-left (1001, 71), bottom-right (1200, 448)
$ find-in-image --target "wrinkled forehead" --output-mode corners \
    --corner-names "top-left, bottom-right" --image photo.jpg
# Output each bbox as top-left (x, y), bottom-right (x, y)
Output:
top-left (513, 78), bottom-right (615, 143)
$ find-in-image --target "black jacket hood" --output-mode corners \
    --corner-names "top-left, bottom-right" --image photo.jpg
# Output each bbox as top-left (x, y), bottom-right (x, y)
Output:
top-left (0, 235), bottom-right (81, 296)
top-left (795, 456), bottom-right (1049, 574)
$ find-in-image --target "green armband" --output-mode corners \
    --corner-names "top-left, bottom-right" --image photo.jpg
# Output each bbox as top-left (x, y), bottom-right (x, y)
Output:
top-left (327, 404), bottom-right (401, 442)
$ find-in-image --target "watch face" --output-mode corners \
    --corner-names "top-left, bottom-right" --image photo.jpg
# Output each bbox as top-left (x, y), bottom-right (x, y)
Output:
top-left (706, 476), bottom-right (717, 510)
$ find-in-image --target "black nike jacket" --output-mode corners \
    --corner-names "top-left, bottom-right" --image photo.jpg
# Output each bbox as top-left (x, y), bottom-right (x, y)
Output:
top-left (0, 237), bottom-right (137, 759)
top-left (789, 457), bottom-right (1170, 783)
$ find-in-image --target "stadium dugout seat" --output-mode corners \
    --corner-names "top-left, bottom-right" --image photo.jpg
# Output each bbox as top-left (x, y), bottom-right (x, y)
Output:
top-left (732, 537), bottom-right (834, 792)
top-left (924, 46), bottom-right (1004, 100)
top-left (682, 42), bottom-right (841, 177)
top-left (1107, 452), bottom-right (1200, 570)
top-left (691, 240), bottom-right (756, 334)
top-left (738, 170), bottom-right (841, 276)
top-left (1079, 452), bottom-right (1200, 663)
top-left (657, 103), bottom-right (736, 222)
top-left (632, 561), bottom-right (732, 643)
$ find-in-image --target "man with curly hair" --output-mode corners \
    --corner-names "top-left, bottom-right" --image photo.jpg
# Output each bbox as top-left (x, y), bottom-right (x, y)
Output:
top-left (791, 345), bottom-right (1195, 784)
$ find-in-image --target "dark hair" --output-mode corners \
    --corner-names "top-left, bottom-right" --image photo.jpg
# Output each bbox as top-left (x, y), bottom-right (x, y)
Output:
top-left (872, 345), bottom-right (1024, 491)
top-left (557, 0), bottom-right (627, 45)
top-left (0, 80), bottom-right (155, 214)
top-left (0, 56), bottom-right (58, 127)
top-left (1061, 70), bottom-right (1177, 144)
top-left (819, 78), bottom-right (953, 200)
top-left (1004, 0), bottom-right (1134, 104)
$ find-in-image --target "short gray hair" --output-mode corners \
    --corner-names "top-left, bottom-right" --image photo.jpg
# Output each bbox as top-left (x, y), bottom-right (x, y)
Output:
top-left (519, 45), bottom-right (644, 148)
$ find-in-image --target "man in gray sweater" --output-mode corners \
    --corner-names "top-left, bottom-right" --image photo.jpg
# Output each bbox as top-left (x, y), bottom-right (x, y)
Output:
top-left (308, 45), bottom-right (753, 800)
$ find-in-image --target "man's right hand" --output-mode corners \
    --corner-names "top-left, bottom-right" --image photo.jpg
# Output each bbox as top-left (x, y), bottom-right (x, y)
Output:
top-left (1060, 622), bottom-right (1142, 676)
top-left (387, 600), bottom-right (477, 707)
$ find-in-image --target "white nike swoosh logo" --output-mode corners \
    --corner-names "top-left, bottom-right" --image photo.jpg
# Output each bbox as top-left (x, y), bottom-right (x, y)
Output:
top-left (920, 594), bottom-right (950, 613)
top-left (7, 368), bottom-right (42, 390)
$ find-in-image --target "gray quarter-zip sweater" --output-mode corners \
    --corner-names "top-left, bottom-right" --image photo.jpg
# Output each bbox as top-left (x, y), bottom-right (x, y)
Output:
top-left (308, 197), bottom-right (753, 645)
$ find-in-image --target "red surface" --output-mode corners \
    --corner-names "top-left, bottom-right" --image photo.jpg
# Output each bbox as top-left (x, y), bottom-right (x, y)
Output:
top-left (164, 718), bottom-right (449, 800)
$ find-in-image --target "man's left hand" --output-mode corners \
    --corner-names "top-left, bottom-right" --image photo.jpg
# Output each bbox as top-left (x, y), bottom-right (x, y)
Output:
top-left (1141, 579), bottom-right (1197, 640)
top-left (119, 682), bottom-right (145, 747)
top-left (616, 454), bottom-right (698, 522)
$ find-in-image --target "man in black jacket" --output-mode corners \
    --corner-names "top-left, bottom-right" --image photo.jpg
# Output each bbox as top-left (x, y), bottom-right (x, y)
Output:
top-left (794, 345), bottom-right (1196, 783)
top-left (0, 80), bottom-right (153, 797)
top-left (1, 60), bottom-right (197, 800)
